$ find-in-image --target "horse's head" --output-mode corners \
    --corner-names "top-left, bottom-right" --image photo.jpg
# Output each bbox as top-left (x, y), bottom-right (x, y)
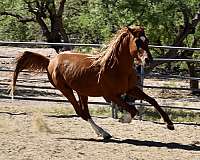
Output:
top-left (127, 26), bottom-right (153, 66)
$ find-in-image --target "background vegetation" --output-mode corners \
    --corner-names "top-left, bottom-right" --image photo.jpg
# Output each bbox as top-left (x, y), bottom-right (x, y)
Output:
top-left (0, 0), bottom-right (200, 92)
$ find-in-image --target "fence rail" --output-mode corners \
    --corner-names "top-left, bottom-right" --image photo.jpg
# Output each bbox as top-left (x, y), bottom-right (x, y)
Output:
top-left (1, 68), bottom-right (200, 81)
top-left (0, 41), bottom-right (102, 48)
top-left (1, 41), bottom-right (200, 51)
top-left (1, 95), bottom-right (200, 112)
top-left (1, 81), bottom-right (200, 92)
top-left (154, 58), bottom-right (200, 62)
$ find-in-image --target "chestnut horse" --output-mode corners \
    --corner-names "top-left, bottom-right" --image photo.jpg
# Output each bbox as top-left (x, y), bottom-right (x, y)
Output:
top-left (10, 26), bottom-right (174, 139)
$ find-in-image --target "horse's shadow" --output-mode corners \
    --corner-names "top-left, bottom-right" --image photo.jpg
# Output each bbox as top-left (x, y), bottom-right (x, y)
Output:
top-left (56, 137), bottom-right (200, 151)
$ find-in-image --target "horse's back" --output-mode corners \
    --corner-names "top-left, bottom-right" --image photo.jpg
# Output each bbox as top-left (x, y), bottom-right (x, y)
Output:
top-left (59, 52), bottom-right (98, 67)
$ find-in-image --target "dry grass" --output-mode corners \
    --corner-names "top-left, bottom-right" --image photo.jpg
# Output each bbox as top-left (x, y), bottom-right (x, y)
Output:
top-left (1, 100), bottom-right (199, 125)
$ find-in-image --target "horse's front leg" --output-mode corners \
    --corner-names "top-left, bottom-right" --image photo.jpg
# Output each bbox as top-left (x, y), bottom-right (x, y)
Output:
top-left (108, 95), bottom-right (139, 123)
top-left (127, 87), bottom-right (174, 130)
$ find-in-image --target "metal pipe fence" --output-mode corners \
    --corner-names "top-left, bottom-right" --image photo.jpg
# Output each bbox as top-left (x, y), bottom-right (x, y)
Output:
top-left (1, 41), bottom-right (200, 51)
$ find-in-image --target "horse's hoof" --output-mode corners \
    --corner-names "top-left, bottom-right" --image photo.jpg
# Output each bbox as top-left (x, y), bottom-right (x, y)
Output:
top-left (103, 133), bottom-right (112, 140)
top-left (167, 124), bottom-right (175, 130)
top-left (119, 113), bottom-right (132, 123)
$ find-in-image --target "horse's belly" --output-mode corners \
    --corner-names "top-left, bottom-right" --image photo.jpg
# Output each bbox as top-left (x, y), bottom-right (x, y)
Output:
top-left (64, 72), bottom-right (103, 96)
top-left (70, 75), bottom-right (130, 96)
top-left (72, 83), bottom-right (103, 97)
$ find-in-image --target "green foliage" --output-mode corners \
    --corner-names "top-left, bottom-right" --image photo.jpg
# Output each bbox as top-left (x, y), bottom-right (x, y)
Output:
top-left (0, 0), bottom-right (199, 49)
top-left (0, 18), bottom-right (41, 41)
top-left (0, 0), bottom-right (41, 41)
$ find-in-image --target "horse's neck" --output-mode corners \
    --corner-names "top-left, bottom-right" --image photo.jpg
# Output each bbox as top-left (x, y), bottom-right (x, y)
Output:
top-left (98, 33), bottom-right (133, 74)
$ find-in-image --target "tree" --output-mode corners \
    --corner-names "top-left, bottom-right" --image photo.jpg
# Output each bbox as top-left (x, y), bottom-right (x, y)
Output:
top-left (144, 0), bottom-right (200, 94)
top-left (0, 0), bottom-right (72, 52)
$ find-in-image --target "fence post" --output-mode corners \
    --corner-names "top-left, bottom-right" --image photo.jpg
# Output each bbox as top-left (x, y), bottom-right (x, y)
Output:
top-left (137, 65), bottom-right (145, 120)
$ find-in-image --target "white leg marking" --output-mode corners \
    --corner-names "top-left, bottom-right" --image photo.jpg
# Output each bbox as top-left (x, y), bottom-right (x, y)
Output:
top-left (88, 118), bottom-right (112, 139)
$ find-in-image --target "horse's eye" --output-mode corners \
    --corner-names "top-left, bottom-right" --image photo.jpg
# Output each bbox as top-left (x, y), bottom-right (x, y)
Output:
top-left (136, 39), bottom-right (142, 49)
top-left (140, 36), bottom-right (146, 42)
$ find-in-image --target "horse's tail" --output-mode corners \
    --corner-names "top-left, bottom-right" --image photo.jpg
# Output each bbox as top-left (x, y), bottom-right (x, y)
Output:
top-left (9, 51), bottom-right (50, 99)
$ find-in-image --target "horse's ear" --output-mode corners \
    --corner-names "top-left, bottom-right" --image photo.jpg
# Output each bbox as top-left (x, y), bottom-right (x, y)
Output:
top-left (127, 26), bottom-right (140, 38)
top-left (126, 26), bottom-right (131, 31)
top-left (126, 26), bottom-right (134, 34)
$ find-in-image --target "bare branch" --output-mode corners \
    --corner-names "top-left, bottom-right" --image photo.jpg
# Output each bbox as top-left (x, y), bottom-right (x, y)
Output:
top-left (24, 0), bottom-right (38, 14)
top-left (191, 9), bottom-right (200, 27)
top-left (174, 10), bottom-right (200, 47)
top-left (182, 8), bottom-right (190, 27)
top-left (180, 36), bottom-right (199, 58)
top-left (0, 11), bottom-right (21, 19)
top-left (35, 15), bottom-right (50, 38)
top-left (24, 0), bottom-right (47, 18)
top-left (46, 0), bottom-right (56, 17)
top-left (57, 0), bottom-right (66, 16)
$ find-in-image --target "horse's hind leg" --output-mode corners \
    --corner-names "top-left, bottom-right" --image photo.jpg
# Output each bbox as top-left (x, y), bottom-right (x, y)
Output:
top-left (56, 85), bottom-right (112, 139)
top-left (78, 95), bottom-right (112, 139)
top-left (50, 70), bottom-right (111, 139)
top-left (58, 85), bottom-right (89, 121)
top-left (127, 87), bottom-right (174, 130)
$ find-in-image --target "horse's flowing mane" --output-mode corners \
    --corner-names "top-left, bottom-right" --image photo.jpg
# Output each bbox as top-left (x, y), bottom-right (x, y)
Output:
top-left (94, 27), bottom-right (130, 68)
top-left (92, 27), bottom-right (132, 82)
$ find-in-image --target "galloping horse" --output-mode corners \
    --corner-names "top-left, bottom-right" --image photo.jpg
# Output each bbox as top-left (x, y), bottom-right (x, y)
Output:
top-left (10, 26), bottom-right (174, 139)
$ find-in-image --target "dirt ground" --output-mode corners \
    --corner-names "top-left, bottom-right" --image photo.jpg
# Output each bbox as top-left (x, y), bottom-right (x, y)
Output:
top-left (0, 46), bottom-right (200, 160)
top-left (0, 99), bottom-right (200, 160)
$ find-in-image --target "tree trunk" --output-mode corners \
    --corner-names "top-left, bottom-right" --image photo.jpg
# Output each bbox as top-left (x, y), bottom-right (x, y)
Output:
top-left (26, 0), bottom-right (71, 53)
top-left (47, 0), bottom-right (70, 53)
top-left (47, 16), bottom-right (71, 53)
